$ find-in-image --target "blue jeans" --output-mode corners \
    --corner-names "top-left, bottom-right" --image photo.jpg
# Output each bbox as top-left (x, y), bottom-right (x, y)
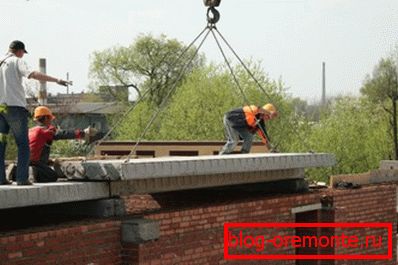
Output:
top-left (219, 115), bottom-right (253, 155)
top-left (0, 106), bottom-right (30, 183)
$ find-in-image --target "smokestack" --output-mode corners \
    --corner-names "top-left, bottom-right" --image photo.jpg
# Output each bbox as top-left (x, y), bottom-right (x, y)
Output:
top-left (38, 58), bottom-right (47, 105)
top-left (322, 62), bottom-right (326, 106)
top-left (66, 72), bottom-right (70, 94)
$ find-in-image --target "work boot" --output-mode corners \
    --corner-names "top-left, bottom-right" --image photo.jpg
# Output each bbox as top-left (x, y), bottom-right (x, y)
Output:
top-left (6, 163), bottom-right (16, 181)
top-left (0, 179), bottom-right (13, 185)
top-left (17, 180), bottom-right (33, 186)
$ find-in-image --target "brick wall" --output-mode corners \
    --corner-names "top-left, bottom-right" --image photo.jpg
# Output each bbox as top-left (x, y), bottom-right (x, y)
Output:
top-left (122, 184), bottom-right (397, 265)
top-left (122, 188), bottom-right (323, 265)
top-left (331, 184), bottom-right (397, 265)
top-left (0, 183), bottom-right (396, 265)
top-left (0, 221), bottom-right (122, 265)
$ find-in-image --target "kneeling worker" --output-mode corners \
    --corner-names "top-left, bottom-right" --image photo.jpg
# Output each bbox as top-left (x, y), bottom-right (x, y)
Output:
top-left (219, 103), bottom-right (278, 155)
top-left (29, 106), bottom-right (97, 182)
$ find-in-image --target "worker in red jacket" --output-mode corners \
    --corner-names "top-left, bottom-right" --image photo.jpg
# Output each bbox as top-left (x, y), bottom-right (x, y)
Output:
top-left (219, 103), bottom-right (278, 155)
top-left (29, 106), bottom-right (97, 182)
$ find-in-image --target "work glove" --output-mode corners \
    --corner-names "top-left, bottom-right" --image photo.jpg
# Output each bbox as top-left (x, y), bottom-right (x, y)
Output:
top-left (267, 142), bottom-right (279, 153)
top-left (0, 104), bottom-right (7, 114)
top-left (56, 79), bottom-right (73, 87)
top-left (83, 126), bottom-right (98, 143)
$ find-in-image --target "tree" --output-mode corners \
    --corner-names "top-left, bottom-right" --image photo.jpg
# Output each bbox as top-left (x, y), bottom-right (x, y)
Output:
top-left (361, 57), bottom-right (398, 159)
top-left (113, 65), bottom-right (240, 141)
top-left (89, 34), bottom-right (205, 105)
top-left (305, 97), bottom-right (391, 181)
top-left (113, 62), bottom-right (302, 153)
top-left (158, 65), bottom-right (240, 140)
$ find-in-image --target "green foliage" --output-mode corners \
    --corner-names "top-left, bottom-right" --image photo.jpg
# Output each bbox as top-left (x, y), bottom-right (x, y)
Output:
top-left (90, 33), bottom-right (397, 184)
top-left (361, 57), bottom-right (397, 105)
top-left (304, 97), bottom-right (391, 181)
top-left (113, 100), bottom-right (160, 140)
top-left (89, 34), bottom-right (205, 105)
top-left (158, 65), bottom-right (239, 140)
top-left (361, 55), bottom-right (398, 159)
top-left (51, 140), bottom-right (91, 157)
top-left (113, 62), bottom-right (294, 143)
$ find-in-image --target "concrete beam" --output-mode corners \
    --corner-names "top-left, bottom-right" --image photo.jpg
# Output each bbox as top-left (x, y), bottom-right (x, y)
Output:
top-left (121, 218), bottom-right (160, 243)
top-left (0, 182), bottom-right (109, 210)
top-left (330, 169), bottom-right (398, 186)
top-left (42, 199), bottom-right (126, 217)
top-left (380, 160), bottom-right (398, 170)
top-left (291, 203), bottom-right (323, 214)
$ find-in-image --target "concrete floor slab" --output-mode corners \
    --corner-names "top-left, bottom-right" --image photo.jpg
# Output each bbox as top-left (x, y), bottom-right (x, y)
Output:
top-left (0, 182), bottom-right (109, 210)
top-left (110, 168), bottom-right (305, 195)
top-left (1, 153), bottom-right (335, 210)
top-left (61, 153), bottom-right (335, 180)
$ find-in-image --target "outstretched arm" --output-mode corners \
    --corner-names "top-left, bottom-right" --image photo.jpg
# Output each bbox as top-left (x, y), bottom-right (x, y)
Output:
top-left (256, 119), bottom-right (271, 144)
top-left (28, 71), bottom-right (71, 86)
top-left (53, 129), bottom-right (83, 141)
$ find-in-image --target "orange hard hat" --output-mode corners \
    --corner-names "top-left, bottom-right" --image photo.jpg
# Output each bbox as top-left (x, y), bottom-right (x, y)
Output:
top-left (34, 106), bottom-right (55, 120)
top-left (262, 103), bottom-right (277, 114)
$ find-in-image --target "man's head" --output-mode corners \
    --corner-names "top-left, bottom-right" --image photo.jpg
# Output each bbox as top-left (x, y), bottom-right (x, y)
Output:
top-left (262, 103), bottom-right (278, 120)
top-left (9, 40), bottom-right (28, 58)
top-left (33, 106), bottom-right (55, 125)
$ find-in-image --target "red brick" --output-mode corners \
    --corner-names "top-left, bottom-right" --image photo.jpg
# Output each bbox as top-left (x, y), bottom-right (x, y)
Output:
top-left (8, 251), bottom-right (23, 259)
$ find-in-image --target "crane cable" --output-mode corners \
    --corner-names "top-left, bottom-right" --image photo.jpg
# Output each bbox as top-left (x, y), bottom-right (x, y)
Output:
top-left (122, 7), bottom-right (282, 158)
top-left (96, 3), bottom-right (313, 159)
top-left (210, 26), bottom-right (277, 150)
top-left (211, 20), bottom-right (313, 153)
top-left (88, 26), bottom-right (209, 157)
top-left (124, 27), bottom-right (212, 162)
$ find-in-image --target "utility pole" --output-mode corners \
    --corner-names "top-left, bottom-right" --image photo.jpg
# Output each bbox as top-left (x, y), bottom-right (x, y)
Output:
top-left (322, 62), bottom-right (326, 106)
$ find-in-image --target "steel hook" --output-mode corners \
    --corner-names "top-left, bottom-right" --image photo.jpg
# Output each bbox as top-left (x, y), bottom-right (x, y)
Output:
top-left (207, 7), bottom-right (220, 24)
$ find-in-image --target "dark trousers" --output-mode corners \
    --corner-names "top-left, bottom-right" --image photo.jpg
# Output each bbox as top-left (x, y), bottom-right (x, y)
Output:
top-left (30, 161), bottom-right (59, 183)
top-left (0, 106), bottom-right (30, 183)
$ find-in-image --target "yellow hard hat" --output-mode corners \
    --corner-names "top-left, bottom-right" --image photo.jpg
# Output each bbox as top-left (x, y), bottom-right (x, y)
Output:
top-left (262, 103), bottom-right (277, 114)
top-left (34, 106), bottom-right (55, 120)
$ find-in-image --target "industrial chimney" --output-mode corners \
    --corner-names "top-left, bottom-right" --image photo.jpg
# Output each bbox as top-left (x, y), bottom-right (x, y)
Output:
top-left (322, 62), bottom-right (326, 106)
top-left (38, 58), bottom-right (47, 105)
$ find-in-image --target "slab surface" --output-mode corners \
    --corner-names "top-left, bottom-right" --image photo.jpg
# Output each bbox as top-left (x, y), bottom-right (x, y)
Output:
top-left (61, 153), bottom-right (335, 180)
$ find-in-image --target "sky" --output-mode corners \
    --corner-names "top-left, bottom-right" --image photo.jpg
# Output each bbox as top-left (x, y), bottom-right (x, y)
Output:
top-left (1, 0), bottom-right (397, 102)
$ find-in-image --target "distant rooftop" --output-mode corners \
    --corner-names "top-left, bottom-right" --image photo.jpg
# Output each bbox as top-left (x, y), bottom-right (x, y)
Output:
top-left (26, 92), bottom-right (126, 115)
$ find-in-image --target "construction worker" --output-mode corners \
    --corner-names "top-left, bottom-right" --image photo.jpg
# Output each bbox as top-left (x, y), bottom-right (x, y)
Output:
top-left (219, 103), bottom-right (278, 155)
top-left (0, 40), bottom-right (70, 185)
top-left (28, 106), bottom-right (97, 183)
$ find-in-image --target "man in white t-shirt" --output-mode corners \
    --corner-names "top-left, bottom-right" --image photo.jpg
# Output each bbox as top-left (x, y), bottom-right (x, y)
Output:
top-left (0, 40), bottom-right (71, 185)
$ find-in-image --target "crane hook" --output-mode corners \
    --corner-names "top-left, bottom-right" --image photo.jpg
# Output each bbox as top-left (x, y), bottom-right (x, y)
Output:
top-left (207, 7), bottom-right (220, 25)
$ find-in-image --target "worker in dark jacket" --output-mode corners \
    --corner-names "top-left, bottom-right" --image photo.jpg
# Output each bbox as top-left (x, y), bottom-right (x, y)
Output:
top-left (219, 103), bottom-right (278, 155)
top-left (29, 106), bottom-right (97, 182)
